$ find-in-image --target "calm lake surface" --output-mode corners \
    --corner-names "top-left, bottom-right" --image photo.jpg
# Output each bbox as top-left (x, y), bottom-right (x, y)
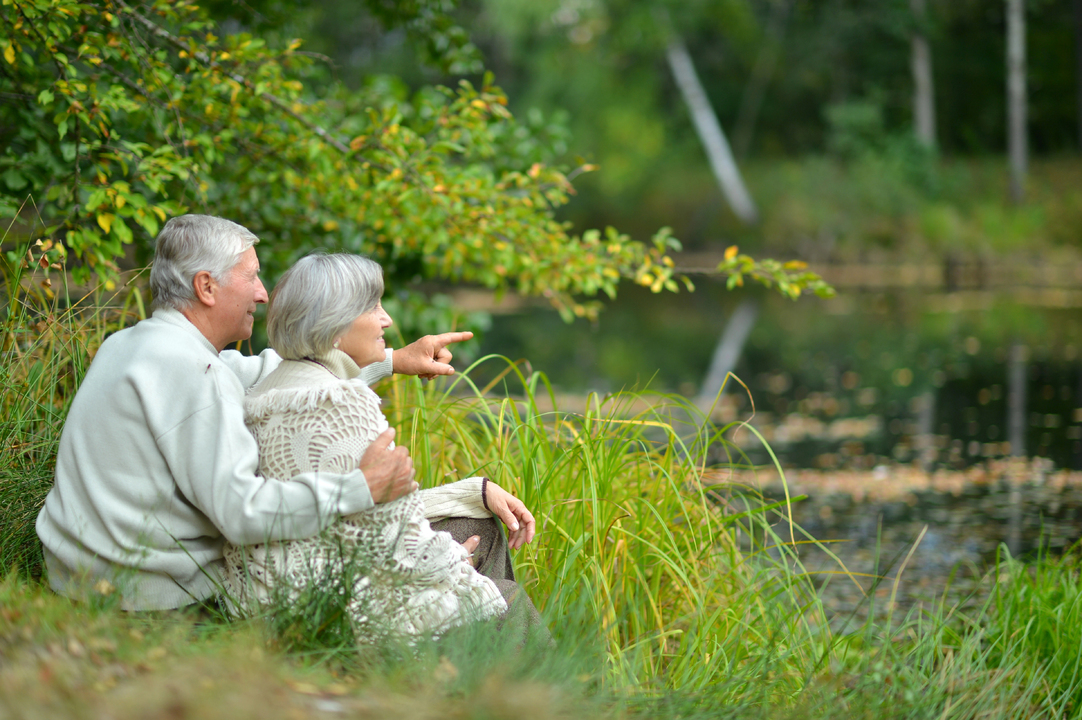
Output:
top-left (479, 278), bottom-right (1082, 615)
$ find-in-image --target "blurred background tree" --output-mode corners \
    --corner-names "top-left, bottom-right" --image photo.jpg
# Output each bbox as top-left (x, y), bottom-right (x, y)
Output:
top-left (0, 0), bottom-right (830, 346)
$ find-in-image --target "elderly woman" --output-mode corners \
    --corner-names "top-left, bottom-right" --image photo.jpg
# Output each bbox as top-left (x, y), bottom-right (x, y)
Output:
top-left (222, 253), bottom-right (543, 641)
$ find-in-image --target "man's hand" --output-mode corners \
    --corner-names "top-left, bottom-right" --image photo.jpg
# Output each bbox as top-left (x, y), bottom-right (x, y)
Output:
top-left (359, 428), bottom-right (417, 503)
top-left (393, 331), bottom-right (474, 380)
top-left (485, 481), bottom-right (536, 550)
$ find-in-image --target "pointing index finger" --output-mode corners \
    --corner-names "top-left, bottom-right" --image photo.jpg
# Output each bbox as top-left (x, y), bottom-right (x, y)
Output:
top-left (430, 331), bottom-right (474, 348)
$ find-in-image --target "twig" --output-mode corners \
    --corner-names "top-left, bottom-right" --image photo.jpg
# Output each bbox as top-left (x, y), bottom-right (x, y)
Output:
top-left (115, 0), bottom-right (351, 154)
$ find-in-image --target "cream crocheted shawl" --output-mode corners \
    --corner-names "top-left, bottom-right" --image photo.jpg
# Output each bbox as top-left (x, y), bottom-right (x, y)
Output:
top-left (221, 350), bottom-right (506, 639)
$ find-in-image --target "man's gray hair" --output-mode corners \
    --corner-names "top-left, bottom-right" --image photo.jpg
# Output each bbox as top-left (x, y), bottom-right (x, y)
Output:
top-left (149, 214), bottom-right (259, 310)
top-left (268, 253), bottom-right (384, 360)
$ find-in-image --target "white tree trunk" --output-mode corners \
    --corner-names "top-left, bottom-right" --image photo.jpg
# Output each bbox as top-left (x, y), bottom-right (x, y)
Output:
top-left (910, 0), bottom-right (937, 148)
top-left (1007, 0), bottom-right (1027, 203)
top-left (666, 40), bottom-right (759, 224)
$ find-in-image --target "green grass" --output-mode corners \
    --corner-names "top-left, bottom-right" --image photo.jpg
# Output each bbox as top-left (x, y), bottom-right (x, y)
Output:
top-left (4, 226), bottom-right (1082, 718)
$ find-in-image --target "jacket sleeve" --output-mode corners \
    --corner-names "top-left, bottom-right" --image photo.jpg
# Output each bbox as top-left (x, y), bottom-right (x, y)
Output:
top-left (418, 477), bottom-right (492, 523)
top-left (160, 369), bottom-right (374, 546)
top-left (358, 348), bottom-right (393, 386)
top-left (219, 348), bottom-right (283, 390)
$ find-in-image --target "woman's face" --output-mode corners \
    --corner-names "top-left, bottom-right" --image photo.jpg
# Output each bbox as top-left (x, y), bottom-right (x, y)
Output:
top-left (336, 301), bottom-right (393, 368)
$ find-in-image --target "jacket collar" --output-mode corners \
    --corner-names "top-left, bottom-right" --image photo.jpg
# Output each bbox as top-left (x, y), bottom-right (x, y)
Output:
top-left (152, 307), bottom-right (218, 356)
top-left (303, 348), bottom-right (363, 380)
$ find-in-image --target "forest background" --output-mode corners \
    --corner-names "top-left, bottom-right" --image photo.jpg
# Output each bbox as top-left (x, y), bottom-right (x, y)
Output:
top-left (4, 1), bottom-right (1082, 718)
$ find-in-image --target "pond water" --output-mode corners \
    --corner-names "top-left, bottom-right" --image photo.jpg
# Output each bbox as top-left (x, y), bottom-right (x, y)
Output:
top-left (709, 462), bottom-right (1082, 627)
top-left (478, 280), bottom-right (1082, 471)
top-left (478, 279), bottom-right (1082, 618)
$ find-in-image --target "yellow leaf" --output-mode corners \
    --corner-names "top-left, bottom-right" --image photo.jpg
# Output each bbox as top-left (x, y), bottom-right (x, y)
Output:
top-left (104, 279), bottom-right (115, 291)
top-left (724, 245), bottom-right (738, 260)
top-left (783, 260), bottom-right (808, 270)
top-left (322, 220), bottom-right (339, 231)
top-left (97, 213), bottom-right (114, 233)
top-left (115, 195), bottom-right (126, 209)
top-left (151, 206), bottom-right (166, 222)
top-left (3, 44), bottom-right (14, 66)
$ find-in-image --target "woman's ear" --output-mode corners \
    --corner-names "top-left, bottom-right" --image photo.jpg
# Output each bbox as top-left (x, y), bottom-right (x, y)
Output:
top-left (191, 270), bottom-right (218, 307)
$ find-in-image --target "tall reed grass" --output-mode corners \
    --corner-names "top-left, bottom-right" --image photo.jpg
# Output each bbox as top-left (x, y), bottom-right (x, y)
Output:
top-left (3, 214), bottom-right (1082, 717)
top-left (0, 212), bottom-right (146, 576)
top-left (377, 360), bottom-right (838, 702)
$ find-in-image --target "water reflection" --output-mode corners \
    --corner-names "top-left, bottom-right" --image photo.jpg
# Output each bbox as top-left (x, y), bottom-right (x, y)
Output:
top-left (709, 460), bottom-right (1082, 628)
top-left (479, 282), bottom-right (1082, 618)
top-left (480, 283), bottom-right (1082, 471)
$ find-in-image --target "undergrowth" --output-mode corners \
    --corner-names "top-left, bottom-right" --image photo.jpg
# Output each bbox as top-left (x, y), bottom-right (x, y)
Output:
top-left (3, 216), bottom-right (1082, 718)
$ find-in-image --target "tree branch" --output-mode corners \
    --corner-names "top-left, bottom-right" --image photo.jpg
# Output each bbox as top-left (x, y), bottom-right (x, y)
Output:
top-left (114, 0), bottom-right (351, 154)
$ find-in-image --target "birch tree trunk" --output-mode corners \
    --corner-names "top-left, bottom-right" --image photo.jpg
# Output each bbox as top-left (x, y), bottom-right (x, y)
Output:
top-left (666, 39), bottom-right (759, 224)
top-left (910, 0), bottom-right (937, 148)
top-left (1006, 0), bottom-right (1027, 203)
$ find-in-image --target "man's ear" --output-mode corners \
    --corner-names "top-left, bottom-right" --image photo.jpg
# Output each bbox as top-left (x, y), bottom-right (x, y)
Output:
top-left (191, 270), bottom-right (218, 308)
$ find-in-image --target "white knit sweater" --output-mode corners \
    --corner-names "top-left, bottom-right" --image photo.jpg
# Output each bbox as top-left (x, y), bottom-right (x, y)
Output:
top-left (37, 308), bottom-right (392, 610)
top-left (221, 350), bottom-right (506, 638)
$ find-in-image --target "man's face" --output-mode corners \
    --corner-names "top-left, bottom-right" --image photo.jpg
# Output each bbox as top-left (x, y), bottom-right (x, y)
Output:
top-left (216, 246), bottom-right (268, 344)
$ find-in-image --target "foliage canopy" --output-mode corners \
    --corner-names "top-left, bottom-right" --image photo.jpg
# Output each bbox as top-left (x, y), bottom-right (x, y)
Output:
top-left (1, 0), bottom-right (830, 324)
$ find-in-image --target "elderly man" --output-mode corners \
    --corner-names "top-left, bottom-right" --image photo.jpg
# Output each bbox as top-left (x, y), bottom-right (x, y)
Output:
top-left (36, 214), bottom-right (474, 611)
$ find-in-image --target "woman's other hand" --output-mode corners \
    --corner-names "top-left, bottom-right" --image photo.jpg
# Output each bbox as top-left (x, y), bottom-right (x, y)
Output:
top-left (485, 482), bottom-right (536, 550)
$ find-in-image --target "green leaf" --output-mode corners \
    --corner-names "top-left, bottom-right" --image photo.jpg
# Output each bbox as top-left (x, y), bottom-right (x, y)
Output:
top-left (2, 169), bottom-right (27, 191)
top-left (112, 216), bottom-right (133, 244)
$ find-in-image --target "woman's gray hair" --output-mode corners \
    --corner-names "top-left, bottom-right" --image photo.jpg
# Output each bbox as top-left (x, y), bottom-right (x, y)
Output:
top-left (149, 214), bottom-right (259, 310)
top-left (268, 253), bottom-right (384, 360)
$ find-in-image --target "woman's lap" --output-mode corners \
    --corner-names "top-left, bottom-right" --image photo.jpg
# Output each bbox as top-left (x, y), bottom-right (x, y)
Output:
top-left (431, 517), bottom-right (549, 645)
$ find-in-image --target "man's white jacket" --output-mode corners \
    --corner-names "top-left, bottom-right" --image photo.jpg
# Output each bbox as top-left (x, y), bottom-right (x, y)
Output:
top-left (36, 307), bottom-right (392, 610)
